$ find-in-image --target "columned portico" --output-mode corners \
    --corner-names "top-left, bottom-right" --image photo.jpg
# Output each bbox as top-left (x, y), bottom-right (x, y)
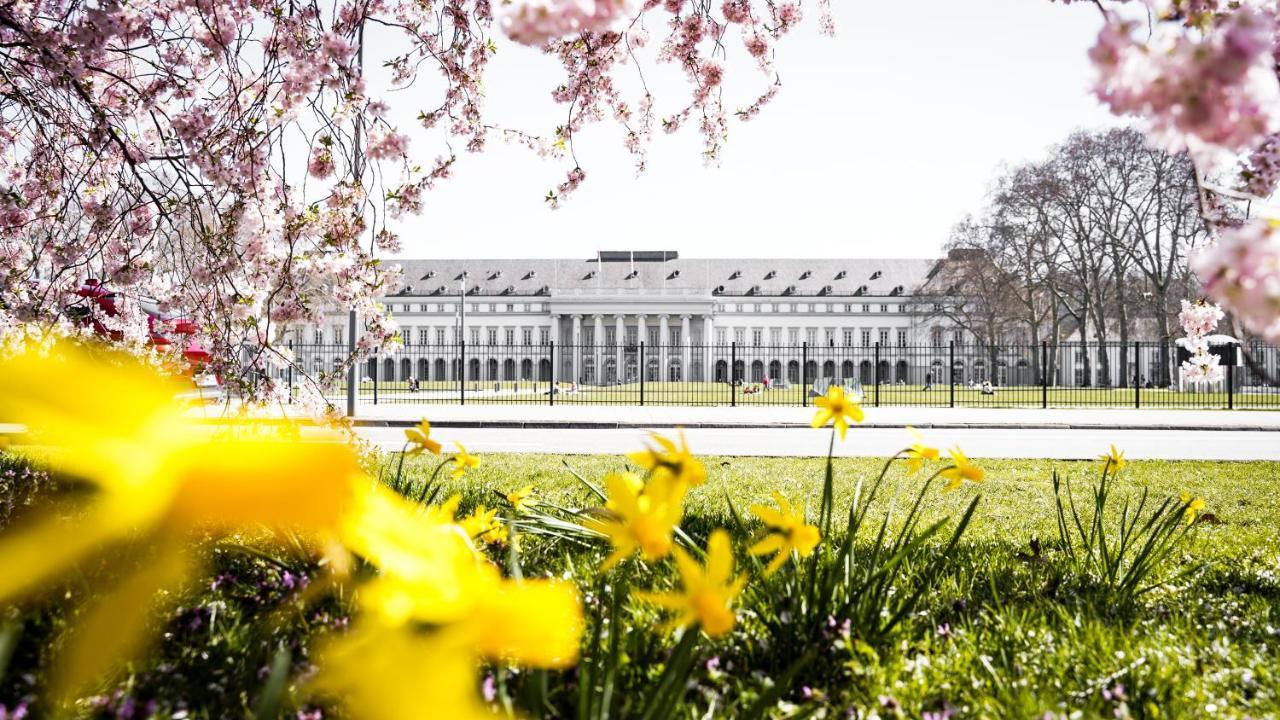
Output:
top-left (614, 314), bottom-right (625, 384)
top-left (658, 314), bottom-right (670, 382)
top-left (571, 314), bottom-right (582, 382)
top-left (680, 314), bottom-right (691, 382)
top-left (702, 314), bottom-right (714, 382)
top-left (593, 314), bottom-right (604, 385)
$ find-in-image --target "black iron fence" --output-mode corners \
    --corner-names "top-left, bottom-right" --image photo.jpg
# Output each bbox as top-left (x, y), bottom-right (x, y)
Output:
top-left (281, 341), bottom-right (1280, 409)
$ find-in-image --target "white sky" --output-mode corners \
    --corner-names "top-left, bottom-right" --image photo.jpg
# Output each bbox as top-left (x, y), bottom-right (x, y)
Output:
top-left (380, 0), bottom-right (1122, 261)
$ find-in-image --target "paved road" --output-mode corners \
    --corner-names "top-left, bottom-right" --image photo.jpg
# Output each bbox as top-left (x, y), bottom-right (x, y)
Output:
top-left (355, 425), bottom-right (1280, 460)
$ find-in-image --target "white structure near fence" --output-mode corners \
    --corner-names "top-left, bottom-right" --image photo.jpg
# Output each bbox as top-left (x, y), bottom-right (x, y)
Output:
top-left (293, 250), bottom-right (962, 384)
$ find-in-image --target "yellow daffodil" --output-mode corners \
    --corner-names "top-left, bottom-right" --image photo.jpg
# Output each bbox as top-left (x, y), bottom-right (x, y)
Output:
top-left (636, 529), bottom-right (745, 637)
top-left (403, 419), bottom-right (442, 456)
top-left (506, 484), bottom-right (536, 512)
top-left (810, 385), bottom-right (864, 439)
top-left (452, 442), bottom-right (481, 479)
top-left (748, 492), bottom-right (821, 575)
top-left (1098, 444), bottom-right (1126, 475)
top-left (0, 341), bottom-right (362, 700)
top-left (1180, 492), bottom-right (1206, 525)
top-left (461, 505), bottom-right (508, 546)
top-left (940, 447), bottom-right (984, 492)
top-left (904, 426), bottom-right (940, 474)
top-left (628, 430), bottom-right (706, 488)
top-left (583, 472), bottom-right (686, 571)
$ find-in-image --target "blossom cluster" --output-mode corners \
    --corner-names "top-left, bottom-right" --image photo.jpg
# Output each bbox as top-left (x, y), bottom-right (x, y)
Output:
top-left (1191, 219), bottom-right (1280, 344)
top-left (1177, 298), bottom-right (1227, 385)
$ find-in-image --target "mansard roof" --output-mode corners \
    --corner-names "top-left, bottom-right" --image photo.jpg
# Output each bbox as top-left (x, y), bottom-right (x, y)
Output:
top-left (389, 256), bottom-right (941, 298)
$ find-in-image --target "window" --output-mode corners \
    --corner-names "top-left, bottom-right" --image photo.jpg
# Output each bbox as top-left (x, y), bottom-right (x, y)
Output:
top-left (843, 330), bottom-right (854, 346)
top-left (742, 303), bottom-right (755, 313)
top-left (897, 330), bottom-right (907, 347)
top-left (523, 328), bottom-right (533, 345)
top-left (824, 329), bottom-right (835, 346)
top-left (796, 303), bottom-right (809, 313)
top-left (931, 328), bottom-right (943, 347)
top-left (860, 330), bottom-right (871, 347)
top-left (625, 328), bottom-right (637, 345)
top-left (418, 328), bottom-right (430, 345)
top-left (752, 329), bottom-right (762, 346)
top-left (806, 329), bottom-right (817, 345)
top-left (470, 328), bottom-right (480, 345)
top-left (953, 329), bottom-right (963, 346)
top-left (444, 303), bottom-right (455, 313)
top-left (505, 328), bottom-right (515, 345)
top-left (332, 325), bottom-right (344, 345)
top-left (814, 303), bottom-right (826, 313)
top-left (436, 328), bottom-right (446, 344)
top-left (878, 329), bottom-right (889, 345)
top-left (845, 304), bottom-right (853, 312)
top-left (788, 329), bottom-right (799, 345)
top-left (606, 327), bottom-right (616, 346)
top-left (780, 303), bottom-right (791, 312)
top-left (647, 327), bottom-right (659, 345)
top-left (771, 328), bottom-right (782, 345)
top-left (314, 328), bottom-right (324, 343)
top-left (583, 328), bottom-right (595, 347)
top-left (488, 329), bottom-right (498, 345)
top-left (670, 327), bottom-right (681, 344)
top-left (506, 304), bottom-right (515, 312)
top-left (716, 328), bottom-right (727, 345)
top-left (539, 327), bottom-right (550, 344)
top-left (880, 304), bottom-right (889, 313)
top-left (862, 304), bottom-right (870, 313)
top-left (724, 303), bottom-right (737, 312)
top-left (734, 328), bottom-right (746, 344)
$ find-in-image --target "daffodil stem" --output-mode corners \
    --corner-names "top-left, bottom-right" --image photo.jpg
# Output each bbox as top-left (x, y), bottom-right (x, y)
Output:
top-left (392, 442), bottom-right (409, 492)
top-left (418, 457), bottom-right (455, 503)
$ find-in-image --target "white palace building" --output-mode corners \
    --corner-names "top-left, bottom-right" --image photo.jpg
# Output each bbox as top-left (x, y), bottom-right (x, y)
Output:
top-left (299, 250), bottom-right (969, 387)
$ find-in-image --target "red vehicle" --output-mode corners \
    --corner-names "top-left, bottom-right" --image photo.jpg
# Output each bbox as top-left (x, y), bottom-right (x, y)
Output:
top-left (71, 280), bottom-right (222, 399)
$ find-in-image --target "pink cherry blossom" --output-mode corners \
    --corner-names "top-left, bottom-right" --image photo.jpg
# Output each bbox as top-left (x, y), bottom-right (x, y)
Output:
top-left (1192, 219), bottom-right (1280, 343)
top-left (500, 0), bottom-right (636, 46)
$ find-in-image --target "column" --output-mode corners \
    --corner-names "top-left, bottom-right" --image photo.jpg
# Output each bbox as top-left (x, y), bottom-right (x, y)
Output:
top-left (593, 314), bottom-right (605, 386)
top-left (550, 314), bottom-right (562, 384)
top-left (637, 314), bottom-right (648, 380)
top-left (680, 314), bottom-right (692, 383)
top-left (615, 314), bottom-right (625, 384)
top-left (658, 314), bottom-right (670, 383)
top-left (702, 314), bottom-right (715, 383)
top-left (571, 314), bottom-right (582, 383)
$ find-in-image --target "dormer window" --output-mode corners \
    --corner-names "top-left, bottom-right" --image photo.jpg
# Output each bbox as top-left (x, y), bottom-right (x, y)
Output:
top-left (713, 285), bottom-right (726, 295)
top-left (746, 285), bottom-right (761, 296)
top-left (764, 270), bottom-right (776, 279)
top-left (729, 270), bottom-right (741, 280)
top-left (854, 285), bottom-right (868, 296)
top-left (522, 271), bottom-right (537, 280)
top-left (782, 285), bottom-right (797, 296)
top-left (421, 271), bottom-right (436, 279)
top-left (536, 285), bottom-right (550, 295)
top-left (668, 270), bottom-right (680, 280)
top-left (625, 270), bottom-right (639, 280)
top-left (584, 270), bottom-right (596, 280)
top-left (454, 272), bottom-right (467, 281)
top-left (818, 285), bottom-right (833, 296)
top-left (800, 270), bottom-right (812, 280)
top-left (890, 285), bottom-right (904, 296)
top-left (870, 270), bottom-right (882, 280)
top-left (500, 285), bottom-right (515, 295)
top-left (488, 271), bottom-right (502, 280)
top-left (835, 270), bottom-right (846, 279)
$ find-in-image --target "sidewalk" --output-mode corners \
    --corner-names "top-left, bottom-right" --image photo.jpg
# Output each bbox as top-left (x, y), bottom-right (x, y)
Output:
top-left (334, 404), bottom-right (1280, 431)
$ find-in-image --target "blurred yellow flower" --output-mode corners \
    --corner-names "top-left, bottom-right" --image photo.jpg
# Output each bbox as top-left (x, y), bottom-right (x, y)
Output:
top-left (1098, 444), bottom-right (1126, 474)
top-left (403, 419), bottom-right (442, 456)
top-left (636, 529), bottom-right (745, 637)
top-left (940, 447), bottom-right (984, 492)
top-left (0, 341), bottom-right (362, 699)
top-left (583, 472), bottom-right (686, 571)
top-left (461, 504), bottom-right (508, 546)
top-left (748, 492), bottom-right (821, 575)
top-left (452, 442), bottom-right (481, 479)
top-left (629, 430), bottom-right (706, 488)
top-left (811, 385), bottom-right (864, 439)
top-left (904, 426), bottom-right (940, 474)
top-left (1180, 492), bottom-right (1206, 525)
top-left (506, 484), bottom-right (536, 512)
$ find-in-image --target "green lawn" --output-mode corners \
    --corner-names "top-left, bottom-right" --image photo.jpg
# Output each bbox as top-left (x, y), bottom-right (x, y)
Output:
top-left (329, 381), bottom-right (1280, 408)
top-left (4, 449), bottom-right (1280, 717)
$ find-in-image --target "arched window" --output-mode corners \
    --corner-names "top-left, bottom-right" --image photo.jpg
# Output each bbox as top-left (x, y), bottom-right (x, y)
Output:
top-left (715, 359), bottom-right (728, 383)
top-left (521, 358), bottom-right (533, 380)
top-left (750, 360), bottom-right (764, 382)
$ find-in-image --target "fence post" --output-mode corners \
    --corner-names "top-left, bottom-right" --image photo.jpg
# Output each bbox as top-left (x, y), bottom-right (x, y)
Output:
top-left (948, 341), bottom-right (955, 408)
top-left (1041, 341), bottom-right (1048, 409)
top-left (1228, 343), bottom-right (1236, 410)
top-left (731, 342), bottom-right (737, 407)
top-left (460, 341), bottom-right (466, 406)
top-left (639, 342), bottom-right (645, 406)
top-left (372, 354), bottom-right (379, 405)
top-left (1133, 341), bottom-right (1140, 409)
top-left (873, 342), bottom-right (881, 408)
top-left (801, 342), bottom-right (808, 407)
top-left (286, 340), bottom-right (294, 405)
top-left (549, 341), bottom-right (555, 406)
